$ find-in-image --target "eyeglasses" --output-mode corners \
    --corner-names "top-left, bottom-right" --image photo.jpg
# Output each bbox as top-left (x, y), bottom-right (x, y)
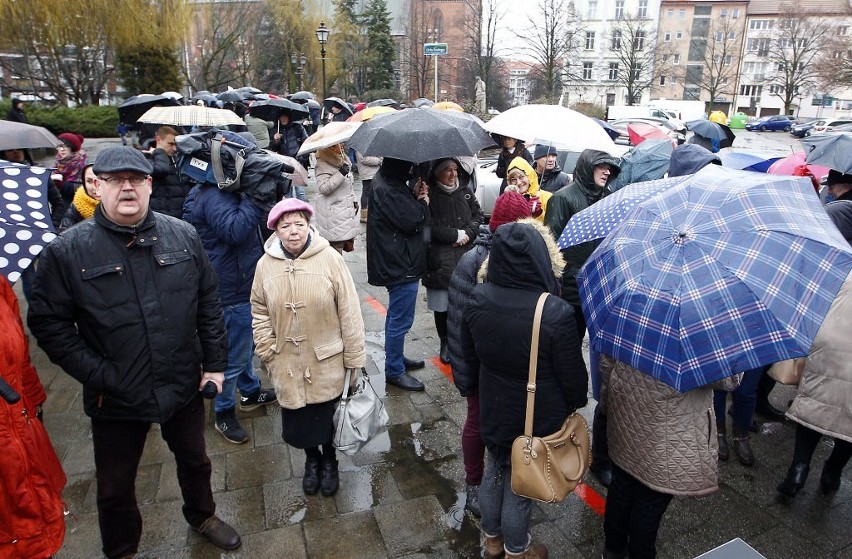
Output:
top-left (99, 175), bottom-right (149, 188)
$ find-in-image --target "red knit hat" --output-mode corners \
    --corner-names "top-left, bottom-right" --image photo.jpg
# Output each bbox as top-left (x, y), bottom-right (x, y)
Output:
top-left (58, 132), bottom-right (84, 152)
top-left (489, 189), bottom-right (532, 232)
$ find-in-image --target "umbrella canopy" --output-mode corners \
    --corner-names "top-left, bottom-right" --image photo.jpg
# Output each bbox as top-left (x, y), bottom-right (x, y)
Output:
top-left (413, 98), bottom-right (434, 108)
top-left (137, 105), bottom-right (246, 127)
top-left (432, 101), bottom-right (465, 112)
top-left (767, 151), bottom-right (830, 184)
top-left (608, 139), bottom-right (674, 192)
top-left (0, 121), bottom-right (60, 151)
top-left (593, 118), bottom-right (621, 141)
top-left (263, 151), bottom-right (309, 186)
top-left (306, 99), bottom-right (321, 110)
top-left (118, 94), bottom-right (181, 125)
top-left (348, 108), bottom-right (496, 163)
top-left (802, 132), bottom-right (852, 174)
top-left (190, 93), bottom-right (218, 106)
top-left (347, 106), bottom-right (396, 122)
top-left (577, 165), bottom-right (852, 392)
top-left (719, 151), bottom-right (781, 173)
top-left (238, 86), bottom-right (262, 94)
top-left (248, 98), bottom-right (309, 122)
top-left (290, 91), bottom-right (315, 102)
top-left (687, 120), bottom-right (736, 148)
top-left (161, 91), bottom-right (184, 101)
top-left (367, 98), bottom-right (398, 108)
top-left (217, 90), bottom-right (250, 104)
top-left (297, 121), bottom-right (362, 156)
top-left (485, 104), bottom-right (616, 153)
top-left (323, 97), bottom-right (354, 116)
top-left (0, 163), bottom-right (58, 283)
top-left (627, 122), bottom-right (670, 146)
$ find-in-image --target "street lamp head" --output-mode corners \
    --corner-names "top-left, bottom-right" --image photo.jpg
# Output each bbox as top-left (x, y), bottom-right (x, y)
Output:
top-left (316, 22), bottom-right (330, 45)
top-left (300, 54), bottom-right (307, 67)
top-left (290, 53), bottom-right (298, 65)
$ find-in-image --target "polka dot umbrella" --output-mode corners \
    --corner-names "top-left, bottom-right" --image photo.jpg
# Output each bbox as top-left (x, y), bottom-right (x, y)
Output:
top-left (0, 163), bottom-right (58, 283)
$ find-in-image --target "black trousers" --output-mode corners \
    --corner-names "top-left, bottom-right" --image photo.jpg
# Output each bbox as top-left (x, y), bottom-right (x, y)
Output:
top-left (604, 464), bottom-right (673, 559)
top-left (91, 395), bottom-right (215, 559)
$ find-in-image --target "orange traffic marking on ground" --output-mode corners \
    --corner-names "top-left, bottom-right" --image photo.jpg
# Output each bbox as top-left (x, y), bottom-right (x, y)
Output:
top-left (362, 295), bottom-right (606, 513)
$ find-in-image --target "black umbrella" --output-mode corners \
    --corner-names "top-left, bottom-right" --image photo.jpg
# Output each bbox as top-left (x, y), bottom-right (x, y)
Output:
top-left (190, 93), bottom-right (218, 106)
top-left (687, 120), bottom-right (736, 149)
top-left (249, 99), bottom-right (310, 122)
top-left (238, 86), bottom-right (263, 94)
top-left (118, 94), bottom-right (181, 125)
top-left (290, 91), bottom-right (315, 102)
top-left (348, 109), bottom-right (497, 163)
top-left (367, 98), bottom-right (398, 108)
top-left (412, 98), bottom-right (434, 108)
top-left (323, 97), bottom-right (354, 116)
top-left (217, 90), bottom-right (249, 104)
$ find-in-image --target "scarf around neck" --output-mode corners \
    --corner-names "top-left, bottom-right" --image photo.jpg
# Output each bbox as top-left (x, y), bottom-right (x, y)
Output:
top-left (72, 186), bottom-right (99, 220)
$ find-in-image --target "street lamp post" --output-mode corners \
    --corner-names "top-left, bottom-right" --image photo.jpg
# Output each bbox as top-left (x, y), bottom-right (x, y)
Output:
top-left (316, 21), bottom-right (330, 100)
top-left (290, 52), bottom-right (307, 91)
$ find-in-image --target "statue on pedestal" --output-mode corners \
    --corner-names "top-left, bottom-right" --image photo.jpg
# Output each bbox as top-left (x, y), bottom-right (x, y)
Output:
top-left (475, 76), bottom-right (486, 114)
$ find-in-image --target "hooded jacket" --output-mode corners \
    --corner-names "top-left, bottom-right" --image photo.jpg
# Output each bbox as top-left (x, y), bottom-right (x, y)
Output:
top-left (506, 156), bottom-right (552, 222)
top-left (424, 158), bottom-right (484, 290)
top-left (459, 219), bottom-right (588, 449)
top-left (538, 163), bottom-right (571, 193)
top-left (543, 149), bottom-right (621, 306)
top-left (667, 144), bottom-right (721, 177)
top-left (314, 146), bottom-right (360, 243)
top-left (251, 230), bottom-right (366, 410)
top-left (366, 159), bottom-right (429, 286)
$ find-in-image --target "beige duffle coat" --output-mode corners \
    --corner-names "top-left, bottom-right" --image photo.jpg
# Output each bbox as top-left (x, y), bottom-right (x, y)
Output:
top-left (600, 354), bottom-right (740, 496)
top-left (787, 273), bottom-right (852, 443)
top-left (251, 230), bottom-right (366, 409)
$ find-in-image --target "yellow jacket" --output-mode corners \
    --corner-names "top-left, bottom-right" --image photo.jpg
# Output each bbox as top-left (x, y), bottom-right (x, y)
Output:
top-left (506, 156), bottom-right (551, 222)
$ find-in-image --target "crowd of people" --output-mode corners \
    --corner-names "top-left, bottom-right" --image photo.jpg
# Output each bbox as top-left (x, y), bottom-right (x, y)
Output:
top-left (4, 95), bottom-right (852, 559)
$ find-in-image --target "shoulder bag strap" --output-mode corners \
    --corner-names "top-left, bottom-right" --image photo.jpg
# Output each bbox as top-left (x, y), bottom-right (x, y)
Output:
top-left (523, 293), bottom-right (550, 438)
top-left (341, 368), bottom-right (353, 400)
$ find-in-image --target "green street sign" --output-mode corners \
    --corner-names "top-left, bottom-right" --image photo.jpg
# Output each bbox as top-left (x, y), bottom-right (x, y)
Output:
top-left (424, 43), bottom-right (448, 56)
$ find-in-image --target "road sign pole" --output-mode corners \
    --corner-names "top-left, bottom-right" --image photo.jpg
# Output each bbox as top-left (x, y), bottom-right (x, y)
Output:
top-left (434, 55), bottom-right (438, 102)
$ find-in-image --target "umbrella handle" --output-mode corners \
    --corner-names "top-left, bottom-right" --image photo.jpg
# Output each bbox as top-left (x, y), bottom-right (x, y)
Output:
top-left (0, 376), bottom-right (21, 405)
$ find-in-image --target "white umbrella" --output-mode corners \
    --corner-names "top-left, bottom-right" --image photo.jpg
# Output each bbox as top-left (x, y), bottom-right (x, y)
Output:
top-left (297, 121), bottom-right (361, 156)
top-left (137, 105), bottom-right (245, 127)
top-left (263, 151), bottom-right (309, 186)
top-left (485, 104), bottom-right (617, 154)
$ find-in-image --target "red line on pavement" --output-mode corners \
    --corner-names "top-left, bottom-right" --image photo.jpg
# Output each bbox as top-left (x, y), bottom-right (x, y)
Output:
top-left (429, 356), bottom-right (454, 382)
top-left (575, 482), bottom-right (607, 516)
top-left (364, 296), bottom-right (387, 316)
top-left (362, 294), bottom-right (605, 514)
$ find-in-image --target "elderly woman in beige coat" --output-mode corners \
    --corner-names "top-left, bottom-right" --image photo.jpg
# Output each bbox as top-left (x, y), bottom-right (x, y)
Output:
top-left (776, 272), bottom-right (852, 498)
top-left (315, 143), bottom-right (360, 253)
top-left (599, 355), bottom-right (740, 559)
top-left (251, 198), bottom-right (365, 498)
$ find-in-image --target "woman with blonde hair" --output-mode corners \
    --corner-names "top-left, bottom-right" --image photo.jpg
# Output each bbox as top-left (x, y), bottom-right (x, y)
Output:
top-left (314, 143), bottom-right (360, 253)
top-left (505, 157), bottom-right (551, 222)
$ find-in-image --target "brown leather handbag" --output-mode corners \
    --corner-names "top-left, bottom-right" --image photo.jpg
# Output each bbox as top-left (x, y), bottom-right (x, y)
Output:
top-left (511, 293), bottom-right (592, 503)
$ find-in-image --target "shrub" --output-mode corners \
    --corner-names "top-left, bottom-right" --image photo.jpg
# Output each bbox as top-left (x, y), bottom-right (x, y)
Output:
top-left (0, 100), bottom-right (119, 137)
top-left (570, 102), bottom-right (606, 120)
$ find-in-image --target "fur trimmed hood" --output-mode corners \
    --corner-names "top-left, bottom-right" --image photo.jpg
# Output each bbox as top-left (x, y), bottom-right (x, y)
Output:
top-left (477, 218), bottom-right (565, 293)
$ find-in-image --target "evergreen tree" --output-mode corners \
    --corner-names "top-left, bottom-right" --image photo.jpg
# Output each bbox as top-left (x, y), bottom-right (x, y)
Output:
top-left (362, 0), bottom-right (396, 90)
top-left (116, 47), bottom-right (182, 97)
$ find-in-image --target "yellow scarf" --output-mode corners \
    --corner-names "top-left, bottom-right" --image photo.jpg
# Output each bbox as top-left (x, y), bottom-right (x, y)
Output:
top-left (72, 186), bottom-right (99, 220)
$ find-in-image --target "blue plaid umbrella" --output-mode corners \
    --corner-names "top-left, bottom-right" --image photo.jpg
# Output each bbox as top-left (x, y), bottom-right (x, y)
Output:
top-left (0, 162), bottom-right (58, 283)
top-left (577, 165), bottom-right (852, 392)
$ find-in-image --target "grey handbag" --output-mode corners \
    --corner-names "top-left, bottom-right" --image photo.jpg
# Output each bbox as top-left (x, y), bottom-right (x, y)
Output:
top-left (333, 368), bottom-right (389, 455)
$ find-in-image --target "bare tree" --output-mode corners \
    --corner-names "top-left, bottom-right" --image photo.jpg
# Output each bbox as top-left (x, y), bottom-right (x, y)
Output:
top-left (683, 15), bottom-right (743, 110)
top-left (402, 2), bottom-right (440, 100)
top-left (609, 14), bottom-right (671, 105)
top-left (520, 0), bottom-right (583, 104)
top-left (814, 32), bottom-right (852, 96)
top-left (763, 5), bottom-right (834, 114)
top-left (453, 0), bottom-right (507, 108)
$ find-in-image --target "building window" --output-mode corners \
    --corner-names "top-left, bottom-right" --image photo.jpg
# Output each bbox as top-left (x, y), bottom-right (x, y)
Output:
top-left (739, 84), bottom-right (763, 96)
top-left (747, 38), bottom-right (771, 56)
top-left (749, 20), bottom-right (774, 30)
top-left (634, 31), bottom-right (646, 50)
top-left (611, 30), bottom-right (623, 50)
top-left (662, 54), bottom-right (669, 63)
top-left (676, 31), bottom-right (683, 39)
top-left (631, 62), bottom-right (642, 80)
top-left (609, 62), bottom-right (620, 80)
top-left (665, 32), bottom-right (671, 42)
top-left (729, 31), bottom-right (736, 40)
top-left (667, 8), bottom-right (674, 17)
top-left (660, 75), bottom-right (667, 85)
top-left (724, 55), bottom-right (732, 66)
top-left (583, 61), bottom-right (594, 80)
top-left (716, 31), bottom-right (724, 41)
top-left (780, 19), bottom-right (794, 29)
top-left (840, 25), bottom-right (850, 36)
top-left (671, 76), bottom-right (678, 84)
top-left (615, 0), bottom-right (624, 20)
top-left (769, 84), bottom-right (784, 94)
top-left (694, 6), bottom-right (711, 16)
top-left (720, 8), bottom-right (728, 17)
top-left (638, 0), bottom-right (648, 18)
top-left (732, 8), bottom-right (740, 18)
top-left (673, 53), bottom-right (681, 64)
top-left (585, 31), bottom-right (596, 50)
top-left (679, 8), bottom-right (686, 19)
top-left (587, 1), bottom-right (598, 19)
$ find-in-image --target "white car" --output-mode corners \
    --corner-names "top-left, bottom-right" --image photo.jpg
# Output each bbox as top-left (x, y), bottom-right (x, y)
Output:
top-left (806, 118), bottom-right (852, 136)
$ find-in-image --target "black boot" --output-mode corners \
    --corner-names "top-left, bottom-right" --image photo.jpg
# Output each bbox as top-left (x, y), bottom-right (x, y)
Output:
top-left (820, 461), bottom-right (843, 495)
top-left (303, 456), bottom-right (321, 495)
top-left (439, 338), bottom-right (450, 364)
top-left (320, 456), bottom-right (339, 496)
top-left (717, 425), bottom-right (729, 461)
top-left (755, 371), bottom-right (786, 420)
top-left (732, 427), bottom-right (754, 467)
top-left (777, 463), bottom-right (810, 497)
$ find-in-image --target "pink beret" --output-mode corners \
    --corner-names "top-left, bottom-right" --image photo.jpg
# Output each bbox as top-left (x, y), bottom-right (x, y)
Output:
top-left (266, 198), bottom-right (314, 230)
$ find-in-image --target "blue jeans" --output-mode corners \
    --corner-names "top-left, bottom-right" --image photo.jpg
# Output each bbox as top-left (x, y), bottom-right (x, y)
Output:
top-left (480, 448), bottom-right (534, 554)
top-left (384, 281), bottom-right (419, 378)
top-left (713, 366), bottom-right (764, 431)
top-left (215, 302), bottom-right (262, 413)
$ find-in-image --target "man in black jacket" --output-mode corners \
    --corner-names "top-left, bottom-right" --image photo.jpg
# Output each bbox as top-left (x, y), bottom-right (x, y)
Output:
top-left (534, 144), bottom-right (570, 193)
top-left (366, 157), bottom-right (429, 391)
top-left (147, 125), bottom-right (194, 218)
top-left (28, 146), bottom-right (241, 557)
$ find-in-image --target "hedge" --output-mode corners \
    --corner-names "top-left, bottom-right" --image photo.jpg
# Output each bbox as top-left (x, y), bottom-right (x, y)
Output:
top-left (1, 100), bottom-right (119, 138)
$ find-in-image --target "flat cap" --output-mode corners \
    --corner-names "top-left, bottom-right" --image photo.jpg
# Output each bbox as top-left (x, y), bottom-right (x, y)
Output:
top-left (93, 146), bottom-right (153, 175)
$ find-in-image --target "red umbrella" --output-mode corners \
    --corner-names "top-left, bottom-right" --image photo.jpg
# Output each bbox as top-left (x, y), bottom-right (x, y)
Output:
top-left (767, 151), bottom-right (830, 191)
top-left (627, 122), bottom-right (670, 146)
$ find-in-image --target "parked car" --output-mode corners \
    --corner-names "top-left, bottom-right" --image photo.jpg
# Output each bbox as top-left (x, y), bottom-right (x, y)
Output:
top-left (805, 118), bottom-right (852, 136)
top-left (790, 118), bottom-right (820, 138)
top-left (610, 117), bottom-right (686, 145)
top-left (745, 115), bottom-right (794, 132)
